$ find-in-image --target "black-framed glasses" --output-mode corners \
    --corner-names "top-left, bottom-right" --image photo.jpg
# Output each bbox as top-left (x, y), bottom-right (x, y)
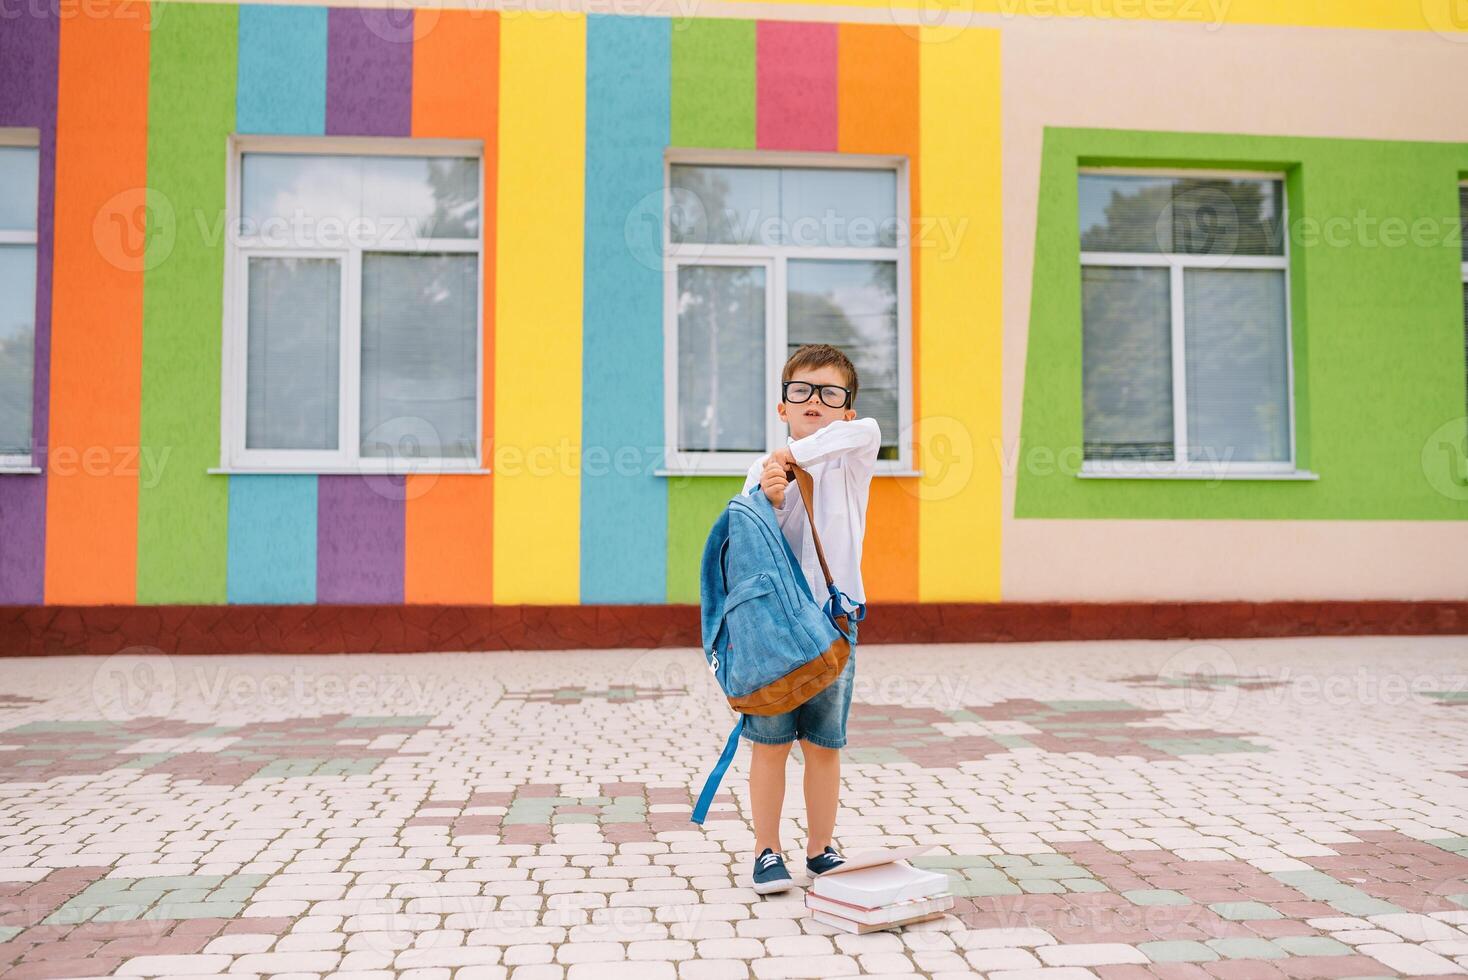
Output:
top-left (782, 380), bottom-right (851, 409)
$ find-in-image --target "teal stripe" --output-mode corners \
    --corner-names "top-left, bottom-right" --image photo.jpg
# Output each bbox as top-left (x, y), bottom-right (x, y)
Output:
top-left (227, 476), bottom-right (317, 603)
top-left (236, 5), bottom-right (326, 135)
top-left (580, 15), bottom-right (670, 602)
top-left (227, 4), bottom-right (326, 604)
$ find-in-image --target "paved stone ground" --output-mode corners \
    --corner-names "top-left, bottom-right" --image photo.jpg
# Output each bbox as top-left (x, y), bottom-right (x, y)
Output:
top-left (0, 635), bottom-right (1466, 979)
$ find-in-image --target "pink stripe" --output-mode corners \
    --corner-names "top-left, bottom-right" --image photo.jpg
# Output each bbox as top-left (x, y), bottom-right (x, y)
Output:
top-left (756, 22), bottom-right (837, 152)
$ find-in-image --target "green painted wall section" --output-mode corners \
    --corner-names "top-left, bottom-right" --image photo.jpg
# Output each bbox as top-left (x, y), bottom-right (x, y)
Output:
top-left (665, 22), bottom-right (756, 602)
top-left (1016, 127), bottom-right (1468, 520)
top-left (138, 4), bottom-right (238, 601)
top-left (666, 476), bottom-right (743, 602)
top-left (670, 19), bottom-right (755, 150)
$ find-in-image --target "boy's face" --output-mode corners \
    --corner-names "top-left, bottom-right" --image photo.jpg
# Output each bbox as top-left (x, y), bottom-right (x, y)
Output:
top-left (777, 364), bottom-right (857, 441)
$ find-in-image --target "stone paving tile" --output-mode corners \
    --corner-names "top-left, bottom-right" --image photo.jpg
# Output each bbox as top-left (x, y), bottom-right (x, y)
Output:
top-left (0, 636), bottom-right (1462, 978)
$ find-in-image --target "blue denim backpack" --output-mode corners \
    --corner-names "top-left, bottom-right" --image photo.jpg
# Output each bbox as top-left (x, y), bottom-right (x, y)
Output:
top-left (690, 464), bottom-right (867, 825)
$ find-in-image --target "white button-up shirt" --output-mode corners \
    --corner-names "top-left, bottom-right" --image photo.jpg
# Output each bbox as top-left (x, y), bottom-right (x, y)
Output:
top-left (740, 417), bottom-right (882, 606)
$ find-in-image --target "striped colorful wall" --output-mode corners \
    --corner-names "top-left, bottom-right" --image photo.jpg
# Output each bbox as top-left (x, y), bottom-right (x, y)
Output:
top-left (5, 1), bottom-right (1464, 614)
top-left (0, 4), bottom-right (1004, 608)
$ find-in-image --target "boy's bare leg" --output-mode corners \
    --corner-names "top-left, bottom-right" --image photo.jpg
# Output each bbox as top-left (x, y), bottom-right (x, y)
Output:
top-left (801, 740), bottom-right (840, 857)
top-left (750, 741), bottom-right (794, 855)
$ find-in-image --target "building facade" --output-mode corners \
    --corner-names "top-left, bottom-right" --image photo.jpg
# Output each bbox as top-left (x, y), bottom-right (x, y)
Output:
top-left (0, 1), bottom-right (1465, 634)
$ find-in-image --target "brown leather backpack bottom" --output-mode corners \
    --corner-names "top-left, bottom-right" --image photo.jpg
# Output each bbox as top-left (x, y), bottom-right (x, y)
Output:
top-left (726, 615), bottom-right (851, 716)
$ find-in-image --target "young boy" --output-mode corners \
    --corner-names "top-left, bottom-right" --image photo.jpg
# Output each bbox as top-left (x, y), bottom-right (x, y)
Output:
top-left (737, 343), bottom-right (882, 895)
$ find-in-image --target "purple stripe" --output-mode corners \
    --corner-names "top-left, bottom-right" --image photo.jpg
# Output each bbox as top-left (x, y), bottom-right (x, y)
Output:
top-left (321, 8), bottom-right (410, 602)
top-left (325, 8), bottom-right (413, 137)
top-left (316, 475), bottom-right (406, 603)
top-left (0, 8), bottom-right (57, 604)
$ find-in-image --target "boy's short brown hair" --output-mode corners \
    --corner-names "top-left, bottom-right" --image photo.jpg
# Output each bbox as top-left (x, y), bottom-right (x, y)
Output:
top-left (781, 343), bottom-right (859, 405)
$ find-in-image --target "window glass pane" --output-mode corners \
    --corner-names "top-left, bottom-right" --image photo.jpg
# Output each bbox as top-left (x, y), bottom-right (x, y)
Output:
top-left (669, 165), bottom-right (780, 247)
top-left (0, 147), bottom-right (38, 232)
top-left (246, 257), bottom-right (341, 451)
top-left (781, 168), bottom-right (897, 248)
top-left (1082, 266), bottom-right (1173, 461)
top-left (1459, 185), bottom-right (1467, 263)
top-left (677, 264), bottom-right (766, 452)
top-left (788, 259), bottom-right (899, 460)
top-left (362, 156), bottom-right (479, 239)
top-left (242, 153), bottom-right (479, 245)
top-left (669, 164), bottom-right (898, 249)
top-left (360, 253), bottom-right (478, 459)
top-left (1183, 269), bottom-right (1290, 463)
top-left (0, 245), bottom-right (36, 456)
top-left (1080, 174), bottom-right (1284, 256)
top-left (1079, 174), bottom-right (1173, 253)
top-left (1171, 177), bottom-right (1284, 257)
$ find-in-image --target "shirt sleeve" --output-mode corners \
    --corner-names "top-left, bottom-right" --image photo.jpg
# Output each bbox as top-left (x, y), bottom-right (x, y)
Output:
top-left (787, 417), bottom-right (882, 469)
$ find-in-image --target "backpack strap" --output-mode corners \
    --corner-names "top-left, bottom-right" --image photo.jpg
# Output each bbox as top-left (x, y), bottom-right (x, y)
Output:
top-left (787, 464), bottom-right (866, 643)
top-left (786, 465), bottom-right (836, 592)
top-left (690, 713), bottom-right (744, 825)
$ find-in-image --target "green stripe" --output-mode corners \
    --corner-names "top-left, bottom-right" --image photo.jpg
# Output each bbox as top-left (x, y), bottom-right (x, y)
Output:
top-left (670, 18), bottom-right (754, 149)
top-left (138, 4), bottom-right (238, 602)
top-left (667, 19), bottom-right (754, 600)
top-left (666, 477), bottom-right (743, 603)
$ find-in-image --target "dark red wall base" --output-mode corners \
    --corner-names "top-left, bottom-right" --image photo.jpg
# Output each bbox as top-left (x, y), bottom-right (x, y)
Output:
top-left (1, 600), bottom-right (1465, 656)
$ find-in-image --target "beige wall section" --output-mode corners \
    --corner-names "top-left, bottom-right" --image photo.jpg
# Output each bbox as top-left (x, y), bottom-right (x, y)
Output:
top-left (1004, 521), bottom-right (1465, 601)
top-left (999, 17), bottom-right (1468, 602)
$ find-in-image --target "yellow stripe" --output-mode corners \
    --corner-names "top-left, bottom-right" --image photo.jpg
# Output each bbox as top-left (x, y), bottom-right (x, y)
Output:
top-left (710, 0), bottom-right (1462, 34)
top-left (917, 26), bottom-right (1003, 603)
top-left (152, 0), bottom-right (1465, 36)
top-left (493, 12), bottom-right (586, 603)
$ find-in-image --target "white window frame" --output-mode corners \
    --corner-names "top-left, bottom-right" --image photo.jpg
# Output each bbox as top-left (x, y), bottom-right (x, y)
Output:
top-left (660, 148), bottom-right (916, 478)
top-left (0, 128), bottom-right (41, 474)
top-left (1076, 166), bottom-right (1315, 481)
top-left (217, 134), bottom-right (487, 475)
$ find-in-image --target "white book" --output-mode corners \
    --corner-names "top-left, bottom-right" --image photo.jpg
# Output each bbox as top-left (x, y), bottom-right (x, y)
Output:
top-left (805, 891), bottom-right (955, 925)
top-left (809, 907), bottom-right (947, 935)
top-left (810, 858), bottom-right (950, 908)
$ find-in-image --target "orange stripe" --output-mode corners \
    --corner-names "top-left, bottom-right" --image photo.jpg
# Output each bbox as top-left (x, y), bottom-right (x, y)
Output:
top-left (838, 24), bottom-right (919, 603)
top-left (404, 10), bottom-right (498, 603)
top-left (44, 5), bottom-right (150, 604)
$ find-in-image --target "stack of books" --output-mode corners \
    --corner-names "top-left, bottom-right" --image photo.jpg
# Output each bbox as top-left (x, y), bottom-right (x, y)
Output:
top-left (804, 844), bottom-right (953, 934)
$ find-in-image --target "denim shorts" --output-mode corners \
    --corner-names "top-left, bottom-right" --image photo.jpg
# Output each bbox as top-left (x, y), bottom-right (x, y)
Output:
top-left (740, 651), bottom-right (856, 749)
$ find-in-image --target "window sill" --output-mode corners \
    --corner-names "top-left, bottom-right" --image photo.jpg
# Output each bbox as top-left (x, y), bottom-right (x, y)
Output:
top-left (209, 467), bottom-right (491, 476)
top-left (1078, 466), bottom-right (1318, 481)
top-left (0, 467), bottom-right (41, 475)
top-left (655, 468), bottom-right (924, 478)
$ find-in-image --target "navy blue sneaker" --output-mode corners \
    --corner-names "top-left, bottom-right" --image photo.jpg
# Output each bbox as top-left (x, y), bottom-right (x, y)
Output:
top-left (752, 848), bottom-right (793, 894)
top-left (806, 845), bottom-right (846, 876)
